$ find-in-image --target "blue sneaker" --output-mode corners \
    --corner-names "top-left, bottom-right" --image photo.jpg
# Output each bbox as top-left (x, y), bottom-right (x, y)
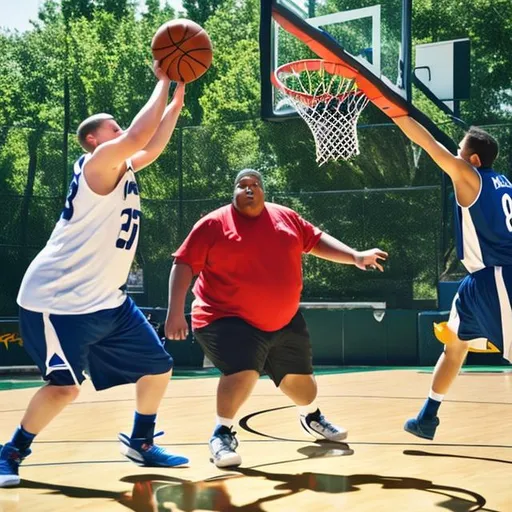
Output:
top-left (118, 431), bottom-right (188, 467)
top-left (0, 442), bottom-right (31, 487)
top-left (404, 416), bottom-right (440, 440)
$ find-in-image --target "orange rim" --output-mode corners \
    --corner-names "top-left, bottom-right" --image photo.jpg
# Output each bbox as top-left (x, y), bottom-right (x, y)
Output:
top-left (272, 59), bottom-right (364, 106)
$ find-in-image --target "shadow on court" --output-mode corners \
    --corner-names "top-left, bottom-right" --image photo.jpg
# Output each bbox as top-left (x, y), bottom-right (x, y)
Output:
top-left (15, 443), bottom-right (497, 512)
top-left (16, 466), bottom-right (496, 512)
top-left (146, 467), bottom-right (496, 512)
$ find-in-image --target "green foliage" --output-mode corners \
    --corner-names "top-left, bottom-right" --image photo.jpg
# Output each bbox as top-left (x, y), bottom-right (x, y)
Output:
top-left (0, 0), bottom-right (511, 314)
top-left (183, 0), bottom-right (226, 26)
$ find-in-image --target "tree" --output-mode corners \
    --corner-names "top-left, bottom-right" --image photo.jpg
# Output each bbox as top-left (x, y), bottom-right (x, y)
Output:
top-left (183, 0), bottom-right (225, 26)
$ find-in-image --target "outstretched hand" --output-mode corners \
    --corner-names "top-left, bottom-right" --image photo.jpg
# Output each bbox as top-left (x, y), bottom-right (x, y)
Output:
top-left (354, 248), bottom-right (388, 272)
top-left (153, 60), bottom-right (171, 82)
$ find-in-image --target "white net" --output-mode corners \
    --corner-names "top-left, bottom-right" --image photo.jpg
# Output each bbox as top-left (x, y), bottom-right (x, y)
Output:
top-left (275, 61), bottom-right (369, 165)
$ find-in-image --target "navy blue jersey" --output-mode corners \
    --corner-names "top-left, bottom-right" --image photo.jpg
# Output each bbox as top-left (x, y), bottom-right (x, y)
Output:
top-left (454, 167), bottom-right (512, 273)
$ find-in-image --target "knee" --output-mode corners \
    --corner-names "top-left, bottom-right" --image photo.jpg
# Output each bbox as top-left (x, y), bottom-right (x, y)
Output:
top-left (444, 340), bottom-right (469, 360)
top-left (280, 374), bottom-right (317, 394)
top-left (48, 384), bottom-right (81, 402)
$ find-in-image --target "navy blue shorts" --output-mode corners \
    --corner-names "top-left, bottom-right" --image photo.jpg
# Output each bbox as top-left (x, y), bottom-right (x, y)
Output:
top-left (448, 265), bottom-right (512, 362)
top-left (19, 296), bottom-right (173, 390)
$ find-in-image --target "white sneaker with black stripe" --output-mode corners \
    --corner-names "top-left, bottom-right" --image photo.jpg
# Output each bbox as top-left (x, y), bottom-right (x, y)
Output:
top-left (300, 409), bottom-right (348, 442)
top-left (209, 425), bottom-right (242, 468)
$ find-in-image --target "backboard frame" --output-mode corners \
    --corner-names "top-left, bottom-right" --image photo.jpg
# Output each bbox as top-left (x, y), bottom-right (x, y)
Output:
top-left (261, 0), bottom-right (413, 121)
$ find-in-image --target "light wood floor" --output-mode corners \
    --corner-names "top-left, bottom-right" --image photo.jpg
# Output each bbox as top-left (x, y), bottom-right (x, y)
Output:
top-left (0, 369), bottom-right (510, 511)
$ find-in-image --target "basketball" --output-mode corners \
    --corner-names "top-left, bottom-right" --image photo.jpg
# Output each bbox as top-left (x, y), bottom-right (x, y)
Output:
top-left (151, 19), bottom-right (213, 83)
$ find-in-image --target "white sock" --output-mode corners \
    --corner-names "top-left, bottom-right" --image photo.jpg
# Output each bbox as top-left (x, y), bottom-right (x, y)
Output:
top-left (429, 389), bottom-right (445, 402)
top-left (298, 401), bottom-right (319, 417)
top-left (216, 416), bottom-right (233, 429)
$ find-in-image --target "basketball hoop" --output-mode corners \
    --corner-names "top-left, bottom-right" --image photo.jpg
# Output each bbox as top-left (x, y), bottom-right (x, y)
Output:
top-left (273, 59), bottom-right (369, 165)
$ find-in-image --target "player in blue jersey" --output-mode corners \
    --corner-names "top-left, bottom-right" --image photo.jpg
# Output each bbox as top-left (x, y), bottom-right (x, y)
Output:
top-left (393, 117), bottom-right (508, 439)
top-left (0, 63), bottom-right (188, 488)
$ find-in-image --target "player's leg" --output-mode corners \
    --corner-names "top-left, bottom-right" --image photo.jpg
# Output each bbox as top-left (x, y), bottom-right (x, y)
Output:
top-left (266, 311), bottom-right (347, 442)
top-left (0, 308), bottom-right (87, 487)
top-left (405, 267), bottom-right (509, 440)
top-left (194, 317), bottom-right (269, 467)
top-left (216, 370), bottom-right (260, 421)
top-left (88, 297), bottom-right (187, 467)
top-left (404, 332), bottom-right (469, 440)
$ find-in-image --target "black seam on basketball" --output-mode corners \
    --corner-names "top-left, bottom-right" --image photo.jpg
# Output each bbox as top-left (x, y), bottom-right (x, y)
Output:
top-left (177, 50), bottom-right (209, 70)
top-left (155, 26), bottom-right (203, 52)
top-left (166, 25), bottom-right (177, 48)
top-left (176, 54), bottom-right (196, 81)
top-left (182, 58), bottom-right (198, 80)
top-left (157, 46), bottom-right (182, 62)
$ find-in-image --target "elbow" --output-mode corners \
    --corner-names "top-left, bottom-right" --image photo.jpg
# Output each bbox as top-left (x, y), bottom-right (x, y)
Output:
top-left (126, 128), bottom-right (152, 151)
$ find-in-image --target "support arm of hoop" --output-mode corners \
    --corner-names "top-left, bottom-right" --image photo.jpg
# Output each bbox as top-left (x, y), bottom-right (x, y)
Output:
top-left (272, 6), bottom-right (408, 118)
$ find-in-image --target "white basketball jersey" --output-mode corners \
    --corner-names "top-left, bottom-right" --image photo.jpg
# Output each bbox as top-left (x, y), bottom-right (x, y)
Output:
top-left (17, 154), bottom-right (141, 314)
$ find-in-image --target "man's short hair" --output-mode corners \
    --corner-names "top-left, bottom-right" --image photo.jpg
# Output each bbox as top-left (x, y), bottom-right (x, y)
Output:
top-left (465, 126), bottom-right (499, 168)
top-left (234, 169), bottom-right (265, 191)
top-left (76, 113), bottom-right (114, 151)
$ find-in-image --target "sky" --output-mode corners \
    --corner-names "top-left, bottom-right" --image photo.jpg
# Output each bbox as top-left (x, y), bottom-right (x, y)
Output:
top-left (0, 0), bottom-right (184, 32)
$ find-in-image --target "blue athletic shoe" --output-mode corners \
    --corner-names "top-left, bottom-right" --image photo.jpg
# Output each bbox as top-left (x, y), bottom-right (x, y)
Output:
top-left (118, 431), bottom-right (188, 467)
top-left (404, 416), bottom-right (440, 440)
top-left (0, 442), bottom-right (31, 487)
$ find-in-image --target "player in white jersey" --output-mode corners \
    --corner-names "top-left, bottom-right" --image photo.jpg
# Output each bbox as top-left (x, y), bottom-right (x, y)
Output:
top-left (0, 63), bottom-right (188, 488)
top-left (391, 117), bottom-right (507, 440)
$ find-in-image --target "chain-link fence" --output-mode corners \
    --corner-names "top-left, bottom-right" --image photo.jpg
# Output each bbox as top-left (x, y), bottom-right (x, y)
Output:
top-left (1, 121), bottom-right (511, 315)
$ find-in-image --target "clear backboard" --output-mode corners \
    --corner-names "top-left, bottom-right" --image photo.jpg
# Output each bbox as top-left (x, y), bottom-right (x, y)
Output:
top-left (261, 0), bottom-right (470, 121)
top-left (262, 0), bottom-right (410, 120)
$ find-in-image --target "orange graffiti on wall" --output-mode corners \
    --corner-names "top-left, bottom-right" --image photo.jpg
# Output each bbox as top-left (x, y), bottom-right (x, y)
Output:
top-left (0, 333), bottom-right (23, 349)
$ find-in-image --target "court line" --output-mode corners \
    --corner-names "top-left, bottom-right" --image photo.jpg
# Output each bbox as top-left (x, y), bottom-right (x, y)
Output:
top-left (403, 449), bottom-right (512, 465)
top-left (12, 438), bottom-right (512, 450)
top-left (238, 405), bottom-right (512, 450)
top-left (0, 394), bottom-right (509, 414)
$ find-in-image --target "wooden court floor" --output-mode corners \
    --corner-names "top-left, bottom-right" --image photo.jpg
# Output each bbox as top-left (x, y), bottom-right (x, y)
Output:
top-left (0, 369), bottom-right (510, 511)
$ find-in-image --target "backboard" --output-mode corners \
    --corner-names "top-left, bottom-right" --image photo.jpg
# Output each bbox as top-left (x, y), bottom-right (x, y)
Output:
top-left (261, 1), bottom-right (470, 121)
top-left (261, 0), bottom-right (411, 120)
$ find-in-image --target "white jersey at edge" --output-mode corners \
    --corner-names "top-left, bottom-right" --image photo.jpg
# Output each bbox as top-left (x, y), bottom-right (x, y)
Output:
top-left (17, 154), bottom-right (141, 314)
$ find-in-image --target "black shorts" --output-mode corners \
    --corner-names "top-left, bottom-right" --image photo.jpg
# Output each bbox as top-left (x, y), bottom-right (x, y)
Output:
top-left (193, 310), bottom-right (313, 386)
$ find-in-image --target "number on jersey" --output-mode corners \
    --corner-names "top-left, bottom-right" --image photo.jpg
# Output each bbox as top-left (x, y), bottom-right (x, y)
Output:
top-left (116, 208), bottom-right (141, 250)
top-left (502, 193), bottom-right (512, 232)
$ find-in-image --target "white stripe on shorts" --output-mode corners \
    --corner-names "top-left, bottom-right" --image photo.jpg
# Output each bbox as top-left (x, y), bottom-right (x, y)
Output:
top-left (495, 266), bottom-right (512, 362)
top-left (447, 292), bottom-right (487, 350)
top-left (43, 313), bottom-right (79, 385)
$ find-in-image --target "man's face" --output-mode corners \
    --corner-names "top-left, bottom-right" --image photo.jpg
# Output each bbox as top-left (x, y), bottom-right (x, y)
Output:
top-left (233, 175), bottom-right (265, 217)
top-left (88, 119), bottom-right (123, 149)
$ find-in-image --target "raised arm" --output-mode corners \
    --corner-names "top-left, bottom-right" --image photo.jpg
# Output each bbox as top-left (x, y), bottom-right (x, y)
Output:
top-left (393, 116), bottom-right (480, 205)
top-left (85, 63), bottom-right (171, 194)
top-left (131, 82), bottom-right (186, 172)
top-left (310, 232), bottom-right (388, 271)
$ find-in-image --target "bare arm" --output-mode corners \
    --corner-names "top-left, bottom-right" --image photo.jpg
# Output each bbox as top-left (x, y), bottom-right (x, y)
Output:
top-left (310, 232), bottom-right (388, 271)
top-left (131, 82), bottom-right (186, 172)
top-left (85, 63), bottom-right (171, 194)
top-left (393, 116), bottom-right (480, 205)
top-left (164, 262), bottom-right (194, 340)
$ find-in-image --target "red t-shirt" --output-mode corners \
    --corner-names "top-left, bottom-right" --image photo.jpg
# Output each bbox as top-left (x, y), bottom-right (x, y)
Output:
top-left (173, 202), bottom-right (322, 331)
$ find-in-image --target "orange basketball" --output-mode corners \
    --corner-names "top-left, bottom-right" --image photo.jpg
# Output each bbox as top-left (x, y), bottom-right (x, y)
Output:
top-left (151, 19), bottom-right (213, 83)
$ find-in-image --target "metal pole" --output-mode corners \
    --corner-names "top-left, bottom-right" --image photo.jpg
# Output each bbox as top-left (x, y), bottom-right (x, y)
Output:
top-left (177, 127), bottom-right (184, 241)
top-left (62, 20), bottom-right (70, 198)
top-left (401, 0), bottom-right (412, 101)
top-left (308, 0), bottom-right (315, 18)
